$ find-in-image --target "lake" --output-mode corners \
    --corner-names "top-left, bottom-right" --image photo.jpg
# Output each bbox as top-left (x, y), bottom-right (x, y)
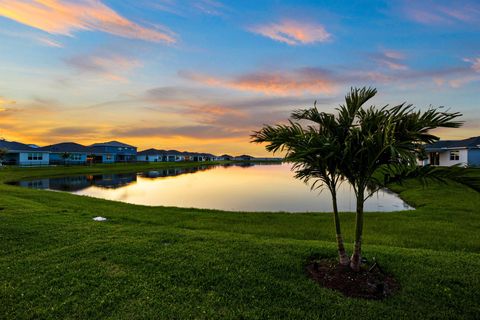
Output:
top-left (13, 163), bottom-right (413, 212)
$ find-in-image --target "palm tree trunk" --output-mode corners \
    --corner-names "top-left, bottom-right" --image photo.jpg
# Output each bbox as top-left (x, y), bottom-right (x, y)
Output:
top-left (350, 188), bottom-right (364, 271)
top-left (331, 190), bottom-right (349, 265)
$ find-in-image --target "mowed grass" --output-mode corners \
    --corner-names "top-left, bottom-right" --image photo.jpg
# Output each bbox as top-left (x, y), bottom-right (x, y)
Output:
top-left (0, 163), bottom-right (479, 319)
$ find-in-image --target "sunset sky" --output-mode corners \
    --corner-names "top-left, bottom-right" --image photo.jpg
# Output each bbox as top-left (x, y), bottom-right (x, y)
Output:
top-left (0, 0), bottom-right (479, 156)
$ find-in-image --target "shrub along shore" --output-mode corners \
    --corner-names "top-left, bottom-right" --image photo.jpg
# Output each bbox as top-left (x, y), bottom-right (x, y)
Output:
top-left (0, 162), bottom-right (479, 319)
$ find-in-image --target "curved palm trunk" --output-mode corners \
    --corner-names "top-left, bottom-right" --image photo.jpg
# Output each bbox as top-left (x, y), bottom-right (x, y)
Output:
top-left (331, 190), bottom-right (349, 266)
top-left (350, 189), bottom-right (364, 271)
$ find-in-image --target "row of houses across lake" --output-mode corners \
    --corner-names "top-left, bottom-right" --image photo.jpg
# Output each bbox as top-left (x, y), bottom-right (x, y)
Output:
top-left (2, 136), bottom-right (478, 167)
top-left (0, 139), bottom-right (280, 166)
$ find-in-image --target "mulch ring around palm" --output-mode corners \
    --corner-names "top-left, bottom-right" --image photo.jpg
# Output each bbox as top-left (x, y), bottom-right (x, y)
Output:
top-left (305, 257), bottom-right (399, 300)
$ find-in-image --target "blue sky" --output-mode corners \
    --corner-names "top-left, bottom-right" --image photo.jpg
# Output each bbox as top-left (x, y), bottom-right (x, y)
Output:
top-left (0, 0), bottom-right (479, 155)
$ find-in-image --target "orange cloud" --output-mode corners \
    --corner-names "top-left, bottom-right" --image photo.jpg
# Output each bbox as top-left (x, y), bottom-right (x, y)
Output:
top-left (0, 96), bottom-right (15, 111)
top-left (249, 20), bottom-right (331, 45)
top-left (0, 0), bottom-right (175, 43)
top-left (180, 68), bottom-right (337, 95)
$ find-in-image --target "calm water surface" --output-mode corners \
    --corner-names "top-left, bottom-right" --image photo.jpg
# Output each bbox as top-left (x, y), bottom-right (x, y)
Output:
top-left (15, 163), bottom-right (413, 212)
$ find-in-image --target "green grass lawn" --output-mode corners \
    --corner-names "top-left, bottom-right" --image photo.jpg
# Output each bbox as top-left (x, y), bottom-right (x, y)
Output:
top-left (0, 163), bottom-right (479, 319)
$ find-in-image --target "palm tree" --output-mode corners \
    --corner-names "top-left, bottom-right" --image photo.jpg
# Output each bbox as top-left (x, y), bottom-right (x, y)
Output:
top-left (337, 88), bottom-right (462, 270)
top-left (252, 106), bottom-right (350, 265)
top-left (252, 87), bottom-right (462, 271)
top-left (61, 152), bottom-right (71, 165)
top-left (0, 148), bottom-right (7, 165)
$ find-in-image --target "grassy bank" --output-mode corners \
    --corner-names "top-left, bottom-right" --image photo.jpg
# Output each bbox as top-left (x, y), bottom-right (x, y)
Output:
top-left (0, 163), bottom-right (479, 319)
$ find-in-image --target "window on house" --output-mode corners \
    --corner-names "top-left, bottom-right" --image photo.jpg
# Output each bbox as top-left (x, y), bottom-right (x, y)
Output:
top-left (71, 154), bottom-right (82, 161)
top-left (28, 153), bottom-right (43, 160)
top-left (450, 150), bottom-right (460, 161)
top-left (105, 154), bottom-right (112, 160)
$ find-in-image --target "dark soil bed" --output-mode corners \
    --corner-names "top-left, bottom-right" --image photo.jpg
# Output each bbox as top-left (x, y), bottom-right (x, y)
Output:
top-left (305, 257), bottom-right (399, 300)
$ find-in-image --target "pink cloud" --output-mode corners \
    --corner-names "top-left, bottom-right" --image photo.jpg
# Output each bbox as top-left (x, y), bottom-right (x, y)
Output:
top-left (447, 57), bottom-right (480, 87)
top-left (66, 52), bottom-right (142, 82)
top-left (37, 37), bottom-right (63, 48)
top-left (467, 57), bottom-right (480, 72)
top-left (248, 20), bottom-right (331, 45)
top-left (192, 0), bottom-right (225, 16)
top-left (403, 0), bottom-right (480, 26)
top-left (180, 68), bottom-right (338, 95)
top-left (374, 50), bottom-right (408, 71)
top-left (383, 50), bottom-right (405, 60)
top-left (151, 0), bottom-right (226, 17)
top-left (382, 60), bottom-right (408, 71)
top-left (0, 0), bottom-right (175, 43)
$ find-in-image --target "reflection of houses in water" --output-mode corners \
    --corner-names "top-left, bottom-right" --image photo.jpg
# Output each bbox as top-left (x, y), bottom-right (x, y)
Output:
top-left (17, 179), bottom-right (51, 189)
top-left (49, 175), bottom-right (91, 191)
top-left (141, 163), bottom-right (262, 178)
top-left (86, 173), bottom-right (137, 189)
top-left (16, 173), bottom-right (137, 191)
top-left (15, 163), bottom-right (266, 191)
top-left (140, 165), bottom-right (216, 179)
top-left (233, 162), bottom-right (256, 168)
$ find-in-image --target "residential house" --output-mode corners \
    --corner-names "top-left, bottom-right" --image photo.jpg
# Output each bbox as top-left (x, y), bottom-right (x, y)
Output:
top-left (234, 154), bottom-right (253, 161)
top-left (137, 149), bottom-right (167, 162)
top-left (190, 152), bottom-right (205, 162)
top-left (137, 149), bottom-right (186, 162)
top-left (182, 152), bottom-right (194, 161)
top-left (217, 154), bottom-right (233, 161)
top-left (0, 139), bottom-right (49, 166)
top-left (200, 153), bottom-right (216, 161)
top-left (182, 152), bottom-right (216, 162)
top-left (39, 142), bottom-right (89, 165)
top-left (89, 141), bottom-right (137, 163)
top-left (165, 150), bottom-right (184, 162)
top-left (423, 136), bottom-right (480, 167)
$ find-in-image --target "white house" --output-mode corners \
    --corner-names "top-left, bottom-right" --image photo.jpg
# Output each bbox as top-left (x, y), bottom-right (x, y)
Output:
top-left (423, 136), bottom-right (480, 167)
top-left (0, 139), bottom-right (49, 166)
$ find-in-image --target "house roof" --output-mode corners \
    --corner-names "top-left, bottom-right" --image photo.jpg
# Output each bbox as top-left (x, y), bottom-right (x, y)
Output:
top-left (90, 141), bottom-right (136, 148)
top-left (39, 142), bottom-right (89, 153)
top-left (181, 151), bottom-right (216, 157)
top-left (0, 140), bottom-right (47, 152)
top-left (198, 153), bottom-right (215, 157)
top-left (138, 149), bottom-right (217, 157)
top-left (138, 148), bottom-right (167, 156)
top-left (165, 150), bottom-right (183, 155)
top-left (138, 149), bottom-right (186, 156)
top-left (425, 136), bottom-right (480, 152)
